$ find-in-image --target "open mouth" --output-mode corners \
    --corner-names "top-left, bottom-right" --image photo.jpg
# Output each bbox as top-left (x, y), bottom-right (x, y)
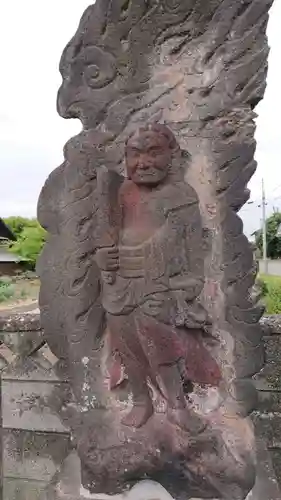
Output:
top-left (137, 169), bottom-right (157, 175)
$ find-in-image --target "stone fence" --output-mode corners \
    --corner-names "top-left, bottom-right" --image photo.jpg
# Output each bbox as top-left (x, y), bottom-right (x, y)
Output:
top-left (1, 312), bottom-right (281, 498)
top-left (0, 313), bottom-right (70, 500)
top-left (253, 315), bottom-right (281, 484)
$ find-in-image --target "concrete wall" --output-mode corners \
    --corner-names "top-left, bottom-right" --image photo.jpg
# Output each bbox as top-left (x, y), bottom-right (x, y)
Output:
top-left (253, 315), bottom-right (281, 483)
top-left (1, 312), bottom-right (281, 497)
top-left (0, 314), bottom-right (70, 499)
top-left (258, 259), bottom-right (281, 276)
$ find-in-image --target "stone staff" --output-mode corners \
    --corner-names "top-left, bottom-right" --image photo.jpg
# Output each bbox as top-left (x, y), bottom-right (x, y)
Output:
top-left (96, 166), bottom-right (123, 285)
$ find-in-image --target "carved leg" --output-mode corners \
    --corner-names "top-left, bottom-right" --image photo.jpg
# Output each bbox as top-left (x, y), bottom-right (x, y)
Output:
top-left (121, 372), bottom-right (154, 428)
top-left (158, 363), bottom-right (206, 434)
top-left (107, 313), bottom-right (154, 428)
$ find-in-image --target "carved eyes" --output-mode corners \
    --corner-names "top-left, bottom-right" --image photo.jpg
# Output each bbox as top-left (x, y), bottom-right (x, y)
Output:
top-left (128, 147), bottom-right (163, 158)
top-left (127, 148), bottom-right (139, 158)
top-left (148, 148), bottom-right (163, 157)
top-left (83, 46), bottom-right (117, 89)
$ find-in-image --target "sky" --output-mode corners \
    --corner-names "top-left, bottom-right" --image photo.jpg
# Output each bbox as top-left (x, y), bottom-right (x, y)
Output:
top-left (0, 0), bottom-right (280, 238)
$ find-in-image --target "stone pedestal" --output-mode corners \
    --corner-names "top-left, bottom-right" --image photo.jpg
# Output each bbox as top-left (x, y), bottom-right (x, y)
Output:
top-left (38, 440), bottom-right (280, 500)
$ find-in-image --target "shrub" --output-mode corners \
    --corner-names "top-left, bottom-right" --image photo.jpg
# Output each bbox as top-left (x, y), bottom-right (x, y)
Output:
top-left (259, 275), bottom-right (281, 314)
top-left (0, 278), bottom-right (15, 303)
top-left (8, 224), bottom-right (46, 271)
top-left (4, 217), bottom-right (46, 271)
top-left (255, 277), bottom-right (269, 297)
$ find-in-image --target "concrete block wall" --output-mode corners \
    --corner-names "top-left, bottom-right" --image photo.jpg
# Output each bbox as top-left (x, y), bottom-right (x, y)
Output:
top-left (253, 315), bottom-right (281, 484)
top-left (0, 314), bottom-right (71, 500)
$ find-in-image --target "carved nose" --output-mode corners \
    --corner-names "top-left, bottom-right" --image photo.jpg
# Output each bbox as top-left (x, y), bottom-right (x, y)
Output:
top-left (138, 157), bottom-right (150, 169)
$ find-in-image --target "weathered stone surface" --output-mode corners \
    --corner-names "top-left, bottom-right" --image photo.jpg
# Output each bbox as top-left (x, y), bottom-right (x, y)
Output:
top-left (271, 450), bottom-right (281, 486)
top-left (254, 336), bottom-right (281, 391)
top-left (4, 478), bottom-right (48, 500)
top-left (0, 330), bottom-right (44, 357)
top-left (0, 314), bottom-right (44, 379)
top-left (1, 356), bottom-right (67, 382)
top-left (36, 0), bottom-right (274, 498)
top-left (2, 380), bottom-right (70, 432)
top-left (0, 314), bottom-right (279, 500)
top-left (258, 391), bottom-right (281, 414)
top-left (246, 440), bottom-right (281, 500)
top-left (252, 412), bottom-right (281, 448)
top-left (40, 454), bottom-right (178, 500)
top-left (0, 313), bottom-right (41, 332)
top-left (260, 315), bottom-right (281, 335)
top-left (39, 442), bottom-right (281, 500)
top-left (0, 315), bottom-right (71, 500)
top-left (0, 312), bottom-right (277, 346)
top-left (40, 125), bottom-right (259, 500)
top-left (3, 429), bottom-right (70, 482)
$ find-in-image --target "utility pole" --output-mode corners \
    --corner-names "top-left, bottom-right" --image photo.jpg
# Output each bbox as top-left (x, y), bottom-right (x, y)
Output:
top-left (262, 178), bottom-right (268, 274)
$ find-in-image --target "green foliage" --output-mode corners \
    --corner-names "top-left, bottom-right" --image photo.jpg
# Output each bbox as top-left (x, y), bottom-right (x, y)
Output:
top-left (255, 276), bottom-right (268, 297)
top-left (4, 216), bottom-right (37, 238)
top-left (9, 225), bottom-right (46, 270)
top-left (260, 274), bottom-right (281, 314)
top-left (254, 212), bottom-right (281, 259)
top-left (0, 277), bottom-right (15, 303)
top-left (3, 217), bottom-right (46, 271)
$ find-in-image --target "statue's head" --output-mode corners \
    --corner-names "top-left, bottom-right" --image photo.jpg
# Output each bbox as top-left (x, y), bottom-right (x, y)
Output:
top-left (125, 123), bottom-right (180, 186)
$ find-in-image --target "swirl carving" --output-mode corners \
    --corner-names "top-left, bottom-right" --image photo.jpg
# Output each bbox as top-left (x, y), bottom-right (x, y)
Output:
top-left (163, 0), bottom-right (190, 13)
top-left (83, 46), bottom-right (117, 89)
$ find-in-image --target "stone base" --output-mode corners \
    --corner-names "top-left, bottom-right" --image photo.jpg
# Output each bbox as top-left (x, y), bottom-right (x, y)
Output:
top-left (41, 453), bottom-right (175, 500)
top-left (38, 440), bottom-right (281, 500)
top-left (246, 440), bottom-right (281, 500)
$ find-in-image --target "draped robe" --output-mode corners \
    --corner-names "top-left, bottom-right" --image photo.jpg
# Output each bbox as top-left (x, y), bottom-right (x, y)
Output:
top-left (100, 178), bottom-right (221, 390)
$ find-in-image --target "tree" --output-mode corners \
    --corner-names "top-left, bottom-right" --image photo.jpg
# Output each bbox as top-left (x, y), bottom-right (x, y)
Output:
top-left (254, 211), bottom-right (281, 260)
top-left (3, 216), bottom-right (37, 238)
top-left (4, 217), bottom-right (46, 270)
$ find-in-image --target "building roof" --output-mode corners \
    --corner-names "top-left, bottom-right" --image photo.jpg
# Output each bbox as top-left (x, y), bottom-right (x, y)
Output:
top-left (0, 218), bottom-right (16, 241)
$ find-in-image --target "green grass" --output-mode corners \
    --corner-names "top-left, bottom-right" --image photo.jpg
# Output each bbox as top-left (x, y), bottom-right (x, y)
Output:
top-left (0, 275), bottom-right (39, 308)
top-left (0, 277), bottom-right (15, 303)
top-left (259, 274), bottom-right (281, 314)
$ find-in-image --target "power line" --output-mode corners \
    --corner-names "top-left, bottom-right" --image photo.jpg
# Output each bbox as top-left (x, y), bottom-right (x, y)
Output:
top-left (269, 182), bottom-right (281, 197)
top-left (261, 178), bottom-right (268, 274)
top-left (272, 194), bottom-right (281, 202)
top-left (243, 180), bottom-right (281, 207)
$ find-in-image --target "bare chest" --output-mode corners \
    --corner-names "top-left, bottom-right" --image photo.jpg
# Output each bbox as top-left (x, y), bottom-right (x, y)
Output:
top-left (120, 193), bottom-right (165, 246)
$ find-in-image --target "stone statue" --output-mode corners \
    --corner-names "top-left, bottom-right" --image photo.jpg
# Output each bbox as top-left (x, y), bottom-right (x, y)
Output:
top-left (37, 1), bottom-right (274, 499)
top-left (95, 123), bottom-right (220, 430)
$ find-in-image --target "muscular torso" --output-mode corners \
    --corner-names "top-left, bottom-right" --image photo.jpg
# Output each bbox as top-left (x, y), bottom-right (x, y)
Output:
top-left (102, 177), bottom-right (204, 317)
top-left (119, 180), bottom-right (165, 246)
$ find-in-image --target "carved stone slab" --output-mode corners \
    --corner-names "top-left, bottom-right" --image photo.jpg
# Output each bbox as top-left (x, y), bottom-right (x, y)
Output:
top-left (37, 1), bottom-right (274, 499)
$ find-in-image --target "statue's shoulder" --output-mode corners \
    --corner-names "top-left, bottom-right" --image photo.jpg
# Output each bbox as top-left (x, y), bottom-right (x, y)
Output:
top-left (118, 179), bottom-right (137, 204)
top-left (162, 181), bottom-right (199, 213)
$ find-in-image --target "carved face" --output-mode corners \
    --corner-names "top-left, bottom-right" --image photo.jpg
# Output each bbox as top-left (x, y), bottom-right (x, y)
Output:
top-left (125, 131), bottom-right (172, 186)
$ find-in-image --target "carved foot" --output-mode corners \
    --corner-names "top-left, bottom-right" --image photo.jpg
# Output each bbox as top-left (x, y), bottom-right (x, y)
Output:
top-left (167, 407), bottom-right (206, 434)
top-left (122, 400), bottom-right (154, 428)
